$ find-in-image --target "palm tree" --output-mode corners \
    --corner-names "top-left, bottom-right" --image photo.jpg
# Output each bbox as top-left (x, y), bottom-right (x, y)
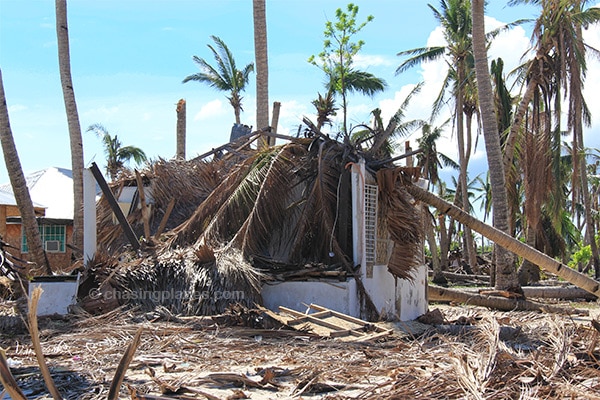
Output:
top-left (406, 182), bottom-right (600, 299)
top-left (253, 0), bottom-right (271, 147)
top-left (87, 124), bottom-right (148, 181)
top-left (56, 0), bottom-right (84, 253)
top-left (0, 69), bottom-right (48, 275)
top-left (183, 36), bottom-right (254, 125)
top-left (471, 0), bottom-right (520, 291)
top-left (397, 0), bottom-right (479, 272)
top-left (312, 87), bottom-right (338, 131)
top-left (309, 4), bottom-right (386, 137)
top-left (507, 0), bottom-right (600, 279)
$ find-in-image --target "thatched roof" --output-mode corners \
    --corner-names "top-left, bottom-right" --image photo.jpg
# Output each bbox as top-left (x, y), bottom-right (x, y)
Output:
top-left (85, 133), bottom-right (423, 315)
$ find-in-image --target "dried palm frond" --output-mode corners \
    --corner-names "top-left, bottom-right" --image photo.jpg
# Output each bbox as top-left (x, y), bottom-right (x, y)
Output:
top-left (376, 168), bottom-right (423, 280)
top-left (168, 154), bottom-right (257, 248)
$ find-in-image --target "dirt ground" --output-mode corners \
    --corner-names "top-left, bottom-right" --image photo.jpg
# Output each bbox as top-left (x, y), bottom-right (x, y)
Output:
top-left (1, 298), bottom-right (599, 400)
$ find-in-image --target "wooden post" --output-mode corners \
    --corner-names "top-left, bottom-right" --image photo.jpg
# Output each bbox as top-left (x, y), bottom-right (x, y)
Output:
top-left (269, 101), bottom-right (281, 146)
top-left (176, 99), bottom-right (186, 160)
top-left (90, 162), bottom-right (140, 250)
top-left (134, 170), bottom-right (151, 240)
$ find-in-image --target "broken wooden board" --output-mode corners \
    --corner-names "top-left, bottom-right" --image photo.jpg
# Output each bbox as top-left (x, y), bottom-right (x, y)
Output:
top-left (276, 304), bottom-right (393, 342)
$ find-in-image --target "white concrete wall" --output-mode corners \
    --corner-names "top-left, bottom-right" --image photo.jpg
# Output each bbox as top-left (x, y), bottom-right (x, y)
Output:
top-left (260, 159), bottom-right (428, 321)
top-left (262, 280), bottom-right (356, 315)
top-left (29, 279), bottom-right (78, 316)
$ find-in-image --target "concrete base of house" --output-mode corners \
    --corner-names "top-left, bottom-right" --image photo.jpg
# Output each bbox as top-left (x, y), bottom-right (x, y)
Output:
top-left (261, 264), bottom-right (428, 322)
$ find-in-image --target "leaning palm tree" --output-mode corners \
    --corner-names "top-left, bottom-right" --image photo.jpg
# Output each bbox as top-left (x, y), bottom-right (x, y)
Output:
top-left (0, 69), bottom-right (48, 275)
top-left (87, 124), bottom-right (147, 181)
top-left (56, 0), bottom-right (84, 253)
top-left (183, 36), bottom-right (254, 125)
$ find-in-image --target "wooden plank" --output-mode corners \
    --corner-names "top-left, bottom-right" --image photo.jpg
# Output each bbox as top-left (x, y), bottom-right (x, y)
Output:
top-left (329, 329), bottom-right (365, 338)
top-left (90, 162), bottom-right (140, 250)
top-left (135, 170), bottom-right (151, 240)
top-left (284, 310), bottom-right (331, 324)
top-left (279, 306), bottom-right (354, 333)
top-left (308, 304), bottom-right (382, 330)
top-left (348, 330), bottom-right (393, 342)
top-left (154, 198), bottom-right (175, 238)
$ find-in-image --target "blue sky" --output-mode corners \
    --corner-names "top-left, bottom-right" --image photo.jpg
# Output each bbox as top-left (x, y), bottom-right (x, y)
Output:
top-left (1, 0), bottom-right (599, 185)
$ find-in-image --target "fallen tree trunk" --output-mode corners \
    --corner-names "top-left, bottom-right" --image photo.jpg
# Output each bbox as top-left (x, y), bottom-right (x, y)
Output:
top-left (428, 285), bottom-right (587, 315)
top-left (459, 286), bottom-right (597, 301)
top-left (439, 271), bottom-right (490, 284)
top-left (522, 286), bottom-right (597, 301)
top-left (405, 183), bottom-right (600, 298)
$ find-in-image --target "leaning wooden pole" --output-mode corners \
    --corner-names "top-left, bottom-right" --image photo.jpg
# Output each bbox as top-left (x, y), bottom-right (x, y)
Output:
top-left (404, 182), bottom-right (600, 298)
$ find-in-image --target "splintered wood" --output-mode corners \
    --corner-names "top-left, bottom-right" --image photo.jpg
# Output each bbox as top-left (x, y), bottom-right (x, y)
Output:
top-left (0, 302), bottom-right (599, 399)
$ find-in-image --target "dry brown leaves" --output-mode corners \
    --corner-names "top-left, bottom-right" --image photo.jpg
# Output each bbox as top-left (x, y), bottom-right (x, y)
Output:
top-left (0, 301), bottom-right (598, 399)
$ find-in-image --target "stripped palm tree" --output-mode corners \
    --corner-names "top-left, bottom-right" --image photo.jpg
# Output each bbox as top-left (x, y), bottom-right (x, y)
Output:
top-left (183, 36), bottom-right (254, 125)
top-left (506, 0), bottom-right (600, 280)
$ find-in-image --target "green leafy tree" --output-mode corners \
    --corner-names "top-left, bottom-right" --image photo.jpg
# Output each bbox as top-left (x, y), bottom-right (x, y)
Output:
top-left (308, 3), bottom-right (386, 137)
top-left (87, 123), bottom-right (147, 181)
top-left (183, 35), bottom-right (254, 125)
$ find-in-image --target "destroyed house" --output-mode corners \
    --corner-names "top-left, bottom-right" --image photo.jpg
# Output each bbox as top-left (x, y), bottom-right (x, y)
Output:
top-left (85, 134), bottom-right (428, 321)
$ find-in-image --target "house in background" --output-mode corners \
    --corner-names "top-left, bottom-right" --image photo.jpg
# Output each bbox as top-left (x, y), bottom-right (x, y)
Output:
top-left (0, 167), bottom-right (75, 271)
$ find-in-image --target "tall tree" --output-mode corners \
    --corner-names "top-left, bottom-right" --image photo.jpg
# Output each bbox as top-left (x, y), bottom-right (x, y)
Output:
top-left (0, 69), bottom-right (48, 275)
top-left (309, 3), bottom-right (386, 138)
top-left (471, 0), bottom-right (520, 291)
top-left (506, 0), bottom-right (600, 280)
top-left (397, 0), bottom-right (479, 272)
top-left (253, 0), bottom-right (272, 147)
top-left (56, 0), bottom-right (84, 253)
top-left (183, 36), bottom-right (254, 125)
top-left (87, 124), bottom-right (147, 181)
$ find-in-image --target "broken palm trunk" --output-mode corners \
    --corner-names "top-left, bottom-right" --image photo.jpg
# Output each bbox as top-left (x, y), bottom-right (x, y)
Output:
top-left (402, 177), bottom-right (600, 298)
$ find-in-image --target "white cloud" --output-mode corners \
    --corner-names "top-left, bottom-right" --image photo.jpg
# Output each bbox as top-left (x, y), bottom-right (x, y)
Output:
top-left (352, 54), bottom-right (395, 69)
top-left (7, 104), bottom-right (27, 113)
top-left (193, 99), bottom-right (225, 121)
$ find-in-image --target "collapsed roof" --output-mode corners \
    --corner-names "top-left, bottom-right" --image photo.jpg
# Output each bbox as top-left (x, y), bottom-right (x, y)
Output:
top-left (83, 131), bottom-right (423, 315)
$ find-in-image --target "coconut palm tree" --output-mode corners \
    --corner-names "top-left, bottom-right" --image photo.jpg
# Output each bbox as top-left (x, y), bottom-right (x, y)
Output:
top-left (397, 0), bottom-right (480, 273)
top-left (87, 124), bottom-right (147, 181)
top-left (56, 0), bottom-right (84, 253)
top-left (471, 0), bottom-right (520, 291)
top-left (506, 0), bottom-right (600, 280)
top-left (183, 36), bottom-right (254, 125)
top-left (253, 0), bottom-right (271, 147)
top-left (0, 69), bottom-right (48, 275)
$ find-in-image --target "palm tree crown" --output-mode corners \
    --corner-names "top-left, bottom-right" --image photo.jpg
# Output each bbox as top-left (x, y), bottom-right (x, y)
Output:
top-left (87, 123), bottom-right (147, 181)
top-left (183, 35), bottom-right (254, 125)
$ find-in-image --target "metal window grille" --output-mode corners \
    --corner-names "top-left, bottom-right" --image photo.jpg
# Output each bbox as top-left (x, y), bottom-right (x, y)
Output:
top-left (364, 184), bottom-right (378, 265)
